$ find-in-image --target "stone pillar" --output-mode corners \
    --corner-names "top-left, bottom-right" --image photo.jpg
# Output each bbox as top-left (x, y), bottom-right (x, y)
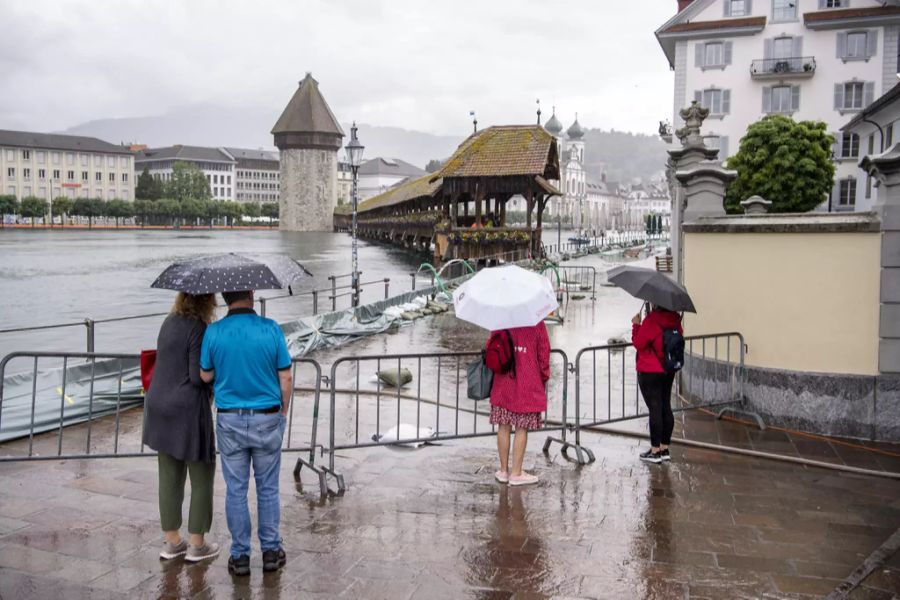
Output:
top-left (861, 145), bottom-right (900, 374)
top-left (676, 161), bottom-right (736, 222)
top-left (666, 101), bottom-right (720, 282)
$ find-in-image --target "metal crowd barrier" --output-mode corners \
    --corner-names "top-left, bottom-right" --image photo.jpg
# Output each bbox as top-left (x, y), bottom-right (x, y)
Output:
top-left (556, 265), bottom-right (597, 300)
top-left (0, 351), bottom-right (331, 495)
top-left (321, 348), bottom-right (589, 494)
top-left (570, 332), bottom-right (763, 459)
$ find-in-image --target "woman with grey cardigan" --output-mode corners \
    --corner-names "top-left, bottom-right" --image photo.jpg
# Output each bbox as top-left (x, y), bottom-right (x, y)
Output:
top-left (143, 292), bottom-right (219, 562)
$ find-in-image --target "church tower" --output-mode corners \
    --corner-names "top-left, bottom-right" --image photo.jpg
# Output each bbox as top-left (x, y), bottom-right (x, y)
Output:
top-left (272, 73), bottom-right (344, 231)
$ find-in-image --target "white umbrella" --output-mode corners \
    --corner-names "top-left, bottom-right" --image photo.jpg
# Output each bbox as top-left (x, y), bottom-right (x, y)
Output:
top-left (452, 265), bottom-right (558, 331)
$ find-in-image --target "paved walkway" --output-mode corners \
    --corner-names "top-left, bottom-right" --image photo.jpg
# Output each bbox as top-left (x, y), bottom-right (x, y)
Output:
top-left (1, 421), bottom-right (899, 599)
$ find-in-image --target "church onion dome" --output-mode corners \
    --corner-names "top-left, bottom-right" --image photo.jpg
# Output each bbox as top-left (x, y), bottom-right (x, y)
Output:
top-left (544, 110), bottom-right (563, 136)
top-left (566, 115), bottom-right (585, 140)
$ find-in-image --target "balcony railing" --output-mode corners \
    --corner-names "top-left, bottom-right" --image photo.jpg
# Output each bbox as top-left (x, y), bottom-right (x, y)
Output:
top-left (750, 57), bottom-right (816, 79)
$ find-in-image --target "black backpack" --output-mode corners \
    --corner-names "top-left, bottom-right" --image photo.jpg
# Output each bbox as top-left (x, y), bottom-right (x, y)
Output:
top-left (658, 328), bottom-right (685, 373)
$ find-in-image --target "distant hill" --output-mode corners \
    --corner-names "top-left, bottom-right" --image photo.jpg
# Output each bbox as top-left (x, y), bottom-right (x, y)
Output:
top-left (61, 106), bottom-right (667, 181)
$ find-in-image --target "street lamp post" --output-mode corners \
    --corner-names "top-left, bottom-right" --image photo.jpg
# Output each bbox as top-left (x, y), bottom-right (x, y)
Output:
top-left (346, 122), bottom-right (365, 307)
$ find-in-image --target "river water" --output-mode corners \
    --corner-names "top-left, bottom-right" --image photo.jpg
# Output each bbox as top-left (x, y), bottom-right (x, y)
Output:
top-left (0, 228), bottom-right (642, 361)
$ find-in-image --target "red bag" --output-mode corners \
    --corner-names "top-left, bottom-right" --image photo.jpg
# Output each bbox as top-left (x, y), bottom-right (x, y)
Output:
top-left (140, 349), bottom-right (157, 392)
top-left (484, 330), bottom-right (516, 376)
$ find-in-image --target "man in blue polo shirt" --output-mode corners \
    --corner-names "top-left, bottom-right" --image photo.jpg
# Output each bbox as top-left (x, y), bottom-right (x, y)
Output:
top-left (200, 289), bottom-right (292, 576)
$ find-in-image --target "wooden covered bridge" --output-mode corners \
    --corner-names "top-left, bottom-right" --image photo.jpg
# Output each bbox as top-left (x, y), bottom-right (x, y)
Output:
top-left (334, 125), bottom-right (561, 264)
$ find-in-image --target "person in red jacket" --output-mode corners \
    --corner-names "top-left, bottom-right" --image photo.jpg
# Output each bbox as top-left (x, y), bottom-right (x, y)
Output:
top-left (632, 303), bottom-right (683, 464)
top-left (489, 322), bottom-right (550, 486)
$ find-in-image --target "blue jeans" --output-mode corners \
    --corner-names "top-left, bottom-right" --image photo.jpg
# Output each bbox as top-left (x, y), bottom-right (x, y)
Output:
top-left (216, 412), bottom-right (285, 558)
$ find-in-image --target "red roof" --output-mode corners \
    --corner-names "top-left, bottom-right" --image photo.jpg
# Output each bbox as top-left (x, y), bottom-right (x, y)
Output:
top-left (804, 5), bottom-right (900, 23)
top-left (660, 16), bottom-right (766, 34)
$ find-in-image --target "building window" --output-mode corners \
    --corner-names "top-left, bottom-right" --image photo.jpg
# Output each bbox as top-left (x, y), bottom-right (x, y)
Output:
top-left (835, 81), bottom-right (873, 112)
top-left (66, 153), bottom-right (74, 165)
top-left (67, 170), bottom-right (75, 181)
top-left (838, 30), bottom-right (876, 61)
top-left (95, 155), bottom-right (103, 166)
top-left (37, 151), bottom-right (45, 164)
top-left (109, 173), bottom-right (115, 182)
top-left (52, 152), bottom-right (60, 165)
top-left (81, 154), bottom-right (88, 166)
top-left (120, 156), bottom-right (128, 167)
top-left (82, 171), bottom-right (88, 181)
top-left (38, 169), bottom-right (45, 180)
top-left (122, 173), bottom-right (128, 183)
top-left (773, 0), bottom-right (796, 21)
top-left (97, 189), bottom-right (103, 198)
top-left (22, 150), bottom-right (30, 160)
top-left (696, 41), bottom-right (733, 68)
top-left (763, 85), bottom-right (799, 114)
top-left (95, 172), bottom-right (102, 181)
top-left (227, 175), bottom-right (231, 185)
top-left (7, 167), bottom-right (14, 178)
top-left (5, 149), bottom-right (13, 161)
top-left (839, 132), bottom-right (859, 158)
top-left (839, 178), bottom-right (856, 207)
top-left (820, 0), bottom-right (846, 7)
top-left (23, 168), bottom-right (31, 180)
top-left (53, 169), bottom-right (60, 180)
top-left (694, 88), bottom-right (731, 116)
top-left (123, 190), bottom-right (130, 200)
top-left (109, 189), bottom-right (115, 198)
top-left (887, 123), bottom-right (894, 147)
top-left (107, 156), bottom-right (115, 167)
top-left (6, 186), bottom-right (14, 195)
top-left (39, 186), bottom-right (46, 197)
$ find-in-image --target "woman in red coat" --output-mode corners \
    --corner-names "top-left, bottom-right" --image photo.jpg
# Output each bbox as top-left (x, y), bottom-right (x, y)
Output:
top-left (632, 303), bottom-right (683, 464)
top-left (488, 321), bottom-right (550, 486)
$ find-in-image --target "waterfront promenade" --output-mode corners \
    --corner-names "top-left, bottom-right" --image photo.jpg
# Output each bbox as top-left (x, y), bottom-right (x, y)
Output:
top-left (1, 255), bottom-right (899, 598)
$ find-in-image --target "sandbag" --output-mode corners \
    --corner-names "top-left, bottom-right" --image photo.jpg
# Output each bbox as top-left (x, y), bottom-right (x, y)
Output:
top-left (376, 368), bottom-right (413, 388)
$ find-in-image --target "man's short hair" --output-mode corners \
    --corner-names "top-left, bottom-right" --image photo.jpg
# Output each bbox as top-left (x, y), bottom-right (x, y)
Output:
top-left (222, 290), bottom-right (253, 306)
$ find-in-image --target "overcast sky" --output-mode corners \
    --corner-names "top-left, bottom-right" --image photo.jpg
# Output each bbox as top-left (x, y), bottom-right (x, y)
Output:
top-left (0, 0), bottom-right (676, 137)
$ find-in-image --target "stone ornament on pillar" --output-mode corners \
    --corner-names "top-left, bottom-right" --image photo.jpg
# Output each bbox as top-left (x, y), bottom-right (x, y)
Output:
top-left (740, 195), bottom-right (773, 215)
top-left (675, 101), bottom-right (710, 149)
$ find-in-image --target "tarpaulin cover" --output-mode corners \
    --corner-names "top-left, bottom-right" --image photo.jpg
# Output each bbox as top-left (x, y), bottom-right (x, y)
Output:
top-left (0, 356), bottom-right (144, 443)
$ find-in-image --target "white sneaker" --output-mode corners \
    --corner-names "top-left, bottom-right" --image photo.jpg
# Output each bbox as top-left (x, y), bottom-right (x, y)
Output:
top-left (508, 472), bottom-right (539, 486)
top-left (184, 542), bottom-right (220, 562)
top-left (159, 539), bottom-right (188, 560)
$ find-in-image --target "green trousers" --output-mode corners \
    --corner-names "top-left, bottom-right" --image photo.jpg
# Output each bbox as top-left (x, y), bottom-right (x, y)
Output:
top-left (157, 452), bottom-right (215, 534)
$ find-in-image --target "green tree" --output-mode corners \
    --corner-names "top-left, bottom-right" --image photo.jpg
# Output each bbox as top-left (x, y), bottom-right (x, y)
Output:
top-left (51, 197), bottom-right (73, 227)
top-left (204, 199), bottom-right (221, 228)
top-left (164, 162), bottom-right (211, 202)
top-left (20, 196), bottom-right (48, 227)
top-left (72, 197), bottom-right (105, 228)
top-left (425, 159), bottom-right (444, 173)
top-left (106, 199), bottom-right (132, 227)
top-left (135, 167), bottom-right (163, 200)
top-left (181, 198), bottom-right (206, 225)
top-left (261, 202), bottom-right (279, 227)
top-left (0, 195), bottom-right (19, 228)
top-left (242, 202), bottom-right (261, 220)
top-left (158, 198), bottom-right (181, 227)
top-left (219, 201), bottom-right (243, 228)
top-left (726, 115), bottom-right (835, 213)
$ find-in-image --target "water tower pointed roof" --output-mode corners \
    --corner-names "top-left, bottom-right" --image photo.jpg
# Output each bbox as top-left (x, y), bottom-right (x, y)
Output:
top-left (272, 73), bottom-right (344, 150)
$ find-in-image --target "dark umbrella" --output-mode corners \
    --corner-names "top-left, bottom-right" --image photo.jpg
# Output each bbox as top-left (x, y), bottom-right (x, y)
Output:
top-left (606, 265), bottom-right (696, 313)
top-left (151, 253), bottom-right (312, 295)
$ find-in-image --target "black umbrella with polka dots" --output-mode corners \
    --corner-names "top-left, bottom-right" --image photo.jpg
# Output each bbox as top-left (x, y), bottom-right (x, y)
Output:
top-left (150, 253), bottom-right (312, 295)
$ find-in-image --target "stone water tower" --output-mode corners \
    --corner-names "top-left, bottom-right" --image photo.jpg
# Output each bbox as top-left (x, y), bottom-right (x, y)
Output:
top-left (272, 73), bottom-right (344, 231)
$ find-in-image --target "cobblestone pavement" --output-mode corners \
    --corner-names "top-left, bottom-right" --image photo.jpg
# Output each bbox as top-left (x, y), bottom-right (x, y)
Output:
top-left (1, 423), bottom-right (899, 599)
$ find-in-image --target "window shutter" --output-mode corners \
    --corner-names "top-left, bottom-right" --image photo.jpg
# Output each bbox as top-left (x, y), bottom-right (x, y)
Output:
top-left (866, 30), bottom-right (878, 58)
top-left (722, 89), bottom-right (731, 114)
top-left (837, 32), bottom-right (847, 59)
top-left (746, 0), bottom-right (752, 13)
top-left (724, 41), bottom-right (733, 65)
top-left (724, 0), bottom-right (732, 16)
top-left (833, 132), bottom-right (843, 158)
top-left (764, 38), bottom-right (774, 60)
top-left (834, 83), bottom-right (845, 110)
top-left (791, 86), bottom-right (800, 112)
top-left (864, 81), bottom-right (875, 106)
top-left (720, 136), bottom-right (730, 159)
top-left (763, 87), bottom-right (772, 113)
top-left (695, 43), bottom-right (704, 67)
top-left (793, 36), bottom-right (803, 58)
top-left (694, 90), bottom-right (702, 105)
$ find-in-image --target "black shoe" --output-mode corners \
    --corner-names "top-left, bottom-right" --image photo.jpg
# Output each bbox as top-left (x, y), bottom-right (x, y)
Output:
top-left (228, 554), bottom-right (250, 577)
top-left (639, 449), bottom-right (663, 464)
top-left (660, 449), bottom-right (671, 462)
top-left (262, 548), bottom-right (286, 572)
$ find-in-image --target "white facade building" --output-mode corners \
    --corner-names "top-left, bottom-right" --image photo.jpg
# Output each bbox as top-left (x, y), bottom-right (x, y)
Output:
top-left (842, 81), bottom-right (900, 208)
top-left (226, 147), bottom-right (280, 203)
top-left (357, 157), bottom-right (427, 201)
top-left (656, 0), bottom-right (900, 212)
top-left (135, 145), bottom-right (236, 201)
top-left (0, 130), bottom-right (134, 202)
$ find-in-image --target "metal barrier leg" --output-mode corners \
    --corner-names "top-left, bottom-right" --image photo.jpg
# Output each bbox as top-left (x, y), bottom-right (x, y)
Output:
top-left (542, 352), bottom-right (595, 465)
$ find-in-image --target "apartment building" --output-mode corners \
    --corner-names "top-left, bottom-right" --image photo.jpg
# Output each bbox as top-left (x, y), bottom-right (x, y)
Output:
top-left (226, 147), bottom-right (280, 203)
top-left (0, 130), bottom-right (134, 201)
top-left (357, 157), bottom-right (427, 200)
top-left (656, 0), bottom-right (900, 211)
top-left (135, 145), bottom-right (235, 201)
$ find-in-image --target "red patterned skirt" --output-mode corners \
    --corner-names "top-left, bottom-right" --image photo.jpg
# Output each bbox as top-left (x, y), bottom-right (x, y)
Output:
top-left (489, 405), bottom-right (543, 430)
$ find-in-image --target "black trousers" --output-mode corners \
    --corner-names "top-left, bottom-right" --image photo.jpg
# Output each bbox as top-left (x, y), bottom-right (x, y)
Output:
top-left (638, 371), bottom-right (675, 448)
